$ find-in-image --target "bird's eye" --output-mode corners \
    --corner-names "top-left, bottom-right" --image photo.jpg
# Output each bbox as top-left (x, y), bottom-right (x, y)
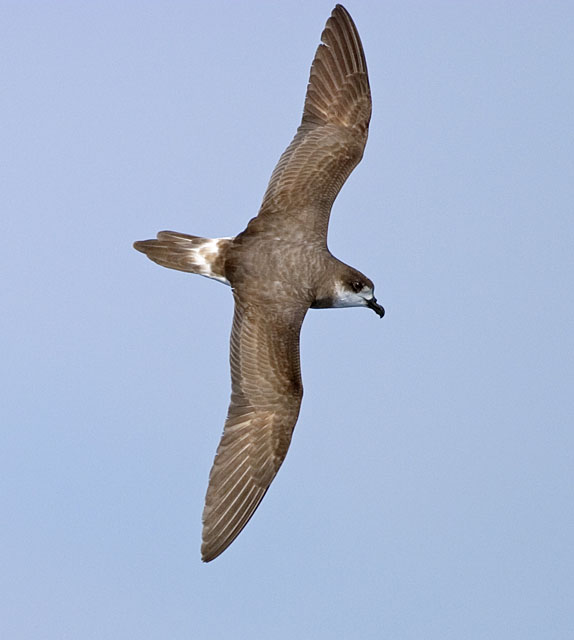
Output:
top-left (350, 280), bottom-right (363, 293)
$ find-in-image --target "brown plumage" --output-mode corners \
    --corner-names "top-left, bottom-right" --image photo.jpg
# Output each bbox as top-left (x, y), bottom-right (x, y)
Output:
top-left (134, 5), bottom-right (384, 562)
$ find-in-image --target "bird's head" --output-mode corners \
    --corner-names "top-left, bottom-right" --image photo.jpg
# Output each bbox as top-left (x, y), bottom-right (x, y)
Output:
top-left (332, 271), bottom-right (385, 318)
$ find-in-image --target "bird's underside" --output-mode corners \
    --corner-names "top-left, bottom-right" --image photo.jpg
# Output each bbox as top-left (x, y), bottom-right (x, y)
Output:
top-left (134, 4), bottom-right (374, 562)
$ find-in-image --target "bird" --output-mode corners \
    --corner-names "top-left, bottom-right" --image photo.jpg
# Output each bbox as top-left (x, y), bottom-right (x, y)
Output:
top-left (134, 4), bottom-right (384, 562)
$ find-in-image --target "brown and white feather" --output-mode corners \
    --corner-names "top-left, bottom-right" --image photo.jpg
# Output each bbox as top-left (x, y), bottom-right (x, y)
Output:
top-left (134, 5), bottom-right (375, 563)
top-left (133, 231), bottom-right (231, 284)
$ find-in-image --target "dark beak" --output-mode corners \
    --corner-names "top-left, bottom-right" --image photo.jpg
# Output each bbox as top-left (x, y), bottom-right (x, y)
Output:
top-left (366, 297), bottom-right (385, 318)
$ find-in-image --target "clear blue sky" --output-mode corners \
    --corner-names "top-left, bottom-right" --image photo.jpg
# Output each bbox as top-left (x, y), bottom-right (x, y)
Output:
top-left (2, 2), bottom-right (573, 638)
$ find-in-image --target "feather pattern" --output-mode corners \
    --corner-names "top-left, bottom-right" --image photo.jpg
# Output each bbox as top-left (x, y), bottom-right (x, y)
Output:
top-left (257, 4), bottom-right (371, 238)
top-left (201, 299), bottom-right (305, 562)
top-left (134, 5), bottom-right (377, 563)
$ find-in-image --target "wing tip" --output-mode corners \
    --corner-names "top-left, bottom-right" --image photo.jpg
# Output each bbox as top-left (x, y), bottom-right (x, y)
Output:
top-left (201, 546), bottom-right (219, 563)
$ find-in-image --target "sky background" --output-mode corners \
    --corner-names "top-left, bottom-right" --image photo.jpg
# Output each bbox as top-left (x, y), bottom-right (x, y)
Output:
top-left (2, 1), bottom-right (573, 638)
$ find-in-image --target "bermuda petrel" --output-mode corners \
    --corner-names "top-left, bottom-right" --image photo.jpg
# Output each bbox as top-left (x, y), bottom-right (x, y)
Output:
top-left (134, 4), bottom-right (384, 562)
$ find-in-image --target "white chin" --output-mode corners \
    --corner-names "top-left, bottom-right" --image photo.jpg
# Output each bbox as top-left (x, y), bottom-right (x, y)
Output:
top-left (332, 293), bottom-right (367, 309)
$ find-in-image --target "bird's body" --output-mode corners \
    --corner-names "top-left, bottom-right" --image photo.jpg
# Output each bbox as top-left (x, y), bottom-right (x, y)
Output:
top-left (134, 5), bottom-right (384, 562)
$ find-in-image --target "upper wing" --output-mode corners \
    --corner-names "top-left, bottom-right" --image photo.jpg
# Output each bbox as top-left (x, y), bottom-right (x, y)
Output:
top-left (201, 297), bottom-right (307, 562)
top-left (257, 5), bottom-right (371, 238)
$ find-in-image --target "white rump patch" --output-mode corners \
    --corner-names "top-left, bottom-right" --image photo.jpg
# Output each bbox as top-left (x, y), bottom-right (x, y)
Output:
top-left (187, 237), bottom-right (232, 286)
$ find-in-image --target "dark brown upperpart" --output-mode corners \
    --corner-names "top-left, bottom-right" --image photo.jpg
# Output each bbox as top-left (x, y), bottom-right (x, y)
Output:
top-left (134, 5), bottom-right (377, 563)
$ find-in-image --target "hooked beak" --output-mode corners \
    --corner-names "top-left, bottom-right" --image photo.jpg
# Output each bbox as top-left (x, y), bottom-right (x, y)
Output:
top-left (366, 297), bottom-right (385, 318)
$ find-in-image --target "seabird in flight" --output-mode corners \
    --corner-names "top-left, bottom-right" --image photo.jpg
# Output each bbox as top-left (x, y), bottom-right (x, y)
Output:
top-left (134, 4), bottom-right (385, 562)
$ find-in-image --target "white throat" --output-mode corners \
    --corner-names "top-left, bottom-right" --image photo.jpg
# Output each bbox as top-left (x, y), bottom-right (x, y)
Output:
top-left (332, 282), bottom-right (374, 309)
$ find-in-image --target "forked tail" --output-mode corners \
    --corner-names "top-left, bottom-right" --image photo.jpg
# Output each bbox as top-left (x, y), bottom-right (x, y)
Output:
top-left (133, 231), bottom-right (232, 285)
